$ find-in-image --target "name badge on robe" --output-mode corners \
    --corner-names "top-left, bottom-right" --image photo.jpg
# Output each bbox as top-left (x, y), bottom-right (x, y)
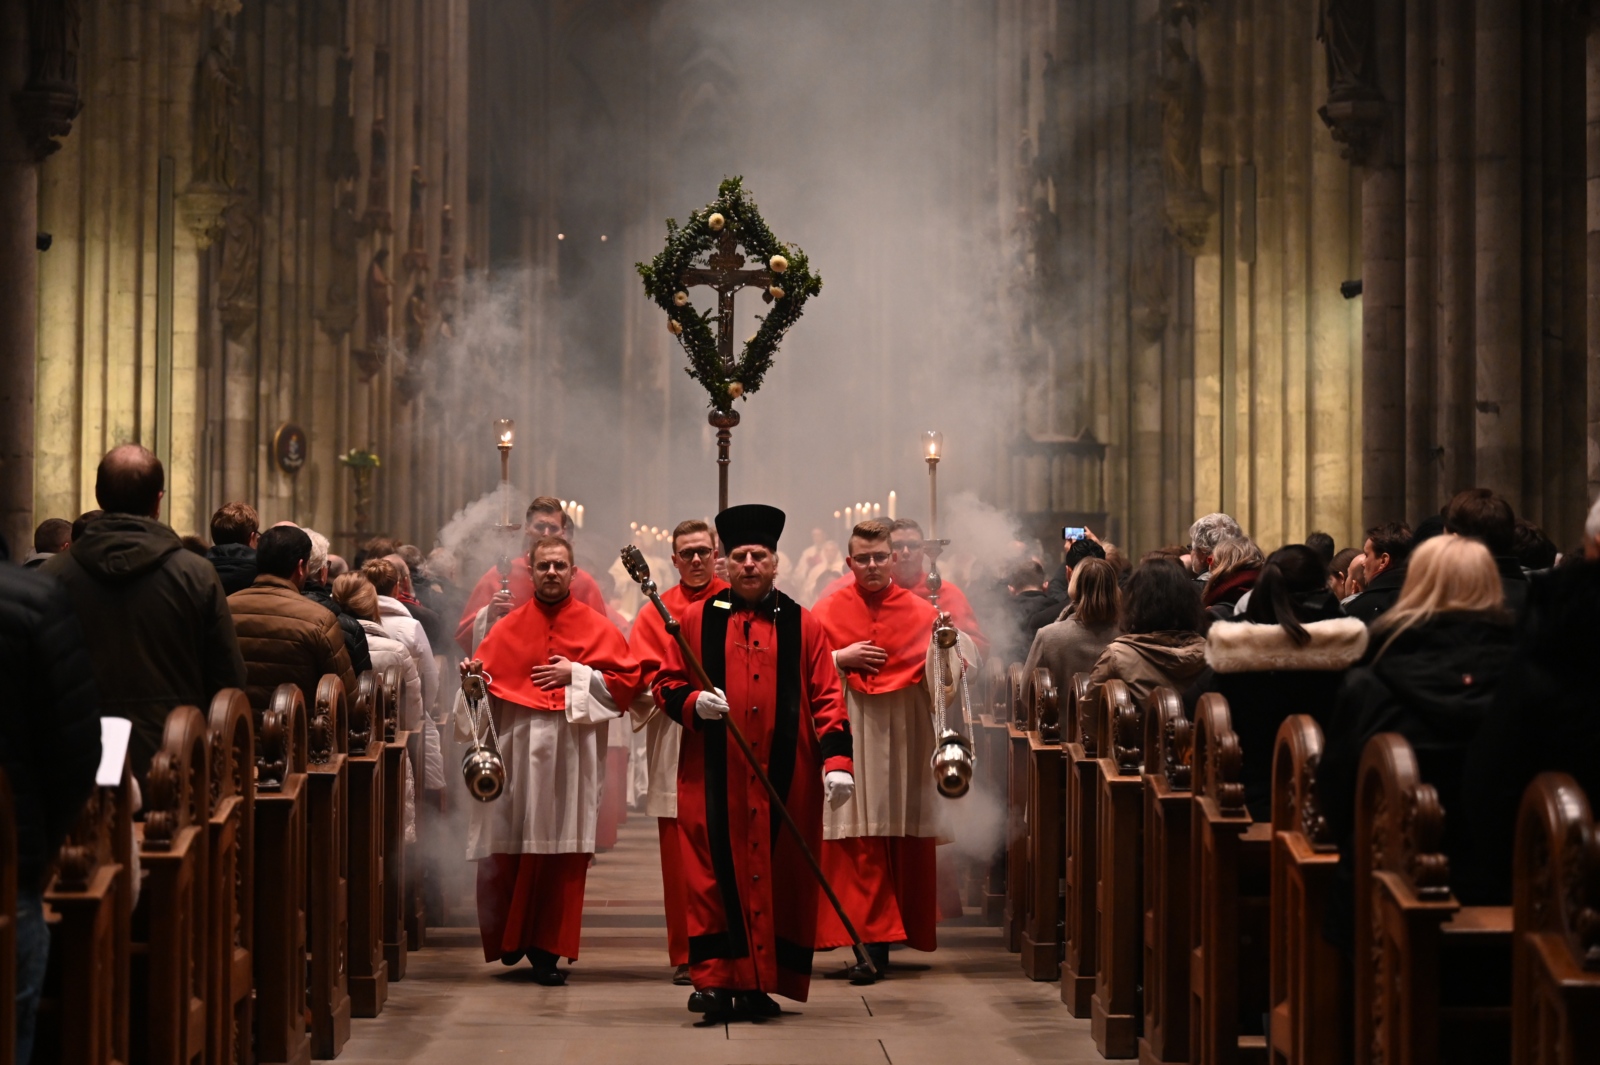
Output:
top-left (712, 600), bottom-right (731, 609)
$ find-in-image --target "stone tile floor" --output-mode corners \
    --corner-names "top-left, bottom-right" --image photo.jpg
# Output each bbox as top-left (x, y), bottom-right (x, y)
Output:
top-left (340, 816), bottom-right (1104, 1063)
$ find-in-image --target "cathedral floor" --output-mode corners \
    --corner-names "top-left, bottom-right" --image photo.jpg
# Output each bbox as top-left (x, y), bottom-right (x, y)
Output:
top-left (339, 816), bottom-right (1104, 1063)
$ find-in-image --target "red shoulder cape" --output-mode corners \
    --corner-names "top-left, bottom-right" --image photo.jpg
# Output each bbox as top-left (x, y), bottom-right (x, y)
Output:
top-left (475, 594), bottom-right (641, 711)
top-left (812, 579), bottom-right (937, 694)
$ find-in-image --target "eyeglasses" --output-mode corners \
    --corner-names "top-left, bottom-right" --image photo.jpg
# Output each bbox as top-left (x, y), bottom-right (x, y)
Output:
top-left (851, 552), bottom-right (892, 566)
top-left (675, 547), bottom-right (714, 561)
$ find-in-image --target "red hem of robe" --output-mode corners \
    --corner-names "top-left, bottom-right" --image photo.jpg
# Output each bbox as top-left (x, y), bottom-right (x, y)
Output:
top-left (659, 817), bottom-right (690, 966)
top-left (476, 852), bottom-right (589, 962)
top-left (814, 836), bottom-right (939, 952)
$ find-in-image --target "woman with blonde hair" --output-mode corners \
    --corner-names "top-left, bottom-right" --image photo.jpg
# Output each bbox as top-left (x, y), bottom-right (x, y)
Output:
top-left (333, 572), bottom-right (426, 737)
top-left (1317, 534), bottom-right (1515, 910)
top-left (1202, 536), bottom-right (1264, 619)
top-left (1022, 558), bottom-right (1122, 693)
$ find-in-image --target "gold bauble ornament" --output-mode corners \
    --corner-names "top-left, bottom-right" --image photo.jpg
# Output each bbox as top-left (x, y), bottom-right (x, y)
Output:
top-left (668, 318), bottom-right (683, 335)
top-left (707, 212), bottom-right (726, 232)
top-left (769, 285), bottom-right (785, 300)
top-left (673, 291), bottom-right (688, 307)
top-left (769, 254), bottom-right (788, 273)
top-left (728, 382), bottom-right (745, 400)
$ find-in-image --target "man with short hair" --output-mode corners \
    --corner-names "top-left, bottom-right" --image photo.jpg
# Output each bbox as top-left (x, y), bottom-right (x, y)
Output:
top-left (1187, 512), bottom-right (1243, 578)
top-left (813, 519), bottom-right (968, 983)
top-left (228, 525), bottom-right (357, 711)
top-left (454, 496), bottom-right (612, 651)
top-left (453, 537), bottom-right (642, 985)
top-left (654, 504), bottom-right (854, 1020)
top-left (1305, 531), bottom-right (1336, 566)
top-left (1344, 522), bottom-right (1414, 623)
top-left (207, 501), bottom-right (261, 594)
top-left (24, 517), bottom-right (72, 567)
top-left (1445, 487), bottom-right (1529, 614)
top-left (1005, 559), bottom-right (1054, 659)
top-left (44, 445), bottom-right (247, 781)
top-left (627, 518), bottom-right (730, 984)
top-left (301, 527), bottom-right (372, 676)
top-left (826, 519), bottom-right (989, 654)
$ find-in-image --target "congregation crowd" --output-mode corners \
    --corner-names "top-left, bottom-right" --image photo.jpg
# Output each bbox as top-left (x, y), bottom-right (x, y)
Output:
top-left (7, 437), bottom-right (1600, 1048)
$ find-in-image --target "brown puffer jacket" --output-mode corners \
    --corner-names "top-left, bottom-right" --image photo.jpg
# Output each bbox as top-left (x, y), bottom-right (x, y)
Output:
top-left (228, 575), bottom-right (357, 712)
top-left (1088, 630), bottom-right (1208, 705)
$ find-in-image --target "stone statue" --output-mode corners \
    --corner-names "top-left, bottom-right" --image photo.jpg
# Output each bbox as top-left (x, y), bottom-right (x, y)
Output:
top-left (366, 249), bottom-right (393, 344)
top-left (327, 47), bottom-right (359, 183)
top-left (364, 116), bottom-right (391, 232)
top-left (1155, 21), bottom-right (1202, 196)
top-left (218, 197), bottom-right (260, 339)
top-left (403, 166), bottom-right (428, 273)
top-left (322, 185), bottom-right (361, 341)
top-left (194, 28), bottom-right (243, 190)
top-left (28, 0), bottom-right (81, 89)
top-left (1318, 0), bottom-right (1380, 103)
top-left (434, 204), bottom-right (458, 336)
top-left (404, 280), bottom-right (430, 355)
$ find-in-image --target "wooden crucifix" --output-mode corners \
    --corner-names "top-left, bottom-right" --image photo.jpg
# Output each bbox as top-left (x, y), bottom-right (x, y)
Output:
top-left (680, 229), bottom-right (775, 510)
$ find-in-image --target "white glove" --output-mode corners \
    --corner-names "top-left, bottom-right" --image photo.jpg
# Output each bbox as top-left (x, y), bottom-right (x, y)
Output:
top-left (694, 687), bottom-right (729, 721)
top-left (825, 770), bottom-right (855, 810)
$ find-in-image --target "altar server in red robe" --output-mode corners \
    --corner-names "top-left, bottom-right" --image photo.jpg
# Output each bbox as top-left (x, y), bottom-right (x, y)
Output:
top-left (654, 504), bottom-right (854, 1021)
top-left (627, 517), bottom-right (728, 985)
top-left (455, 496), bottom-right (610, 652)
top-left (452, 536), bottom-right (641, 985)
top-left (815, 517), bottom-right (988, 656)
top-left (812, 519), bottom-right (972, 982)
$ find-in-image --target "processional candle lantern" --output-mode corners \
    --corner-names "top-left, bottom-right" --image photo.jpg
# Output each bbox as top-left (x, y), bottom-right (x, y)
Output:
top-left (493, 418), bottom-right (517, 593)
top-left (922, 430), bottom-right (943, 538)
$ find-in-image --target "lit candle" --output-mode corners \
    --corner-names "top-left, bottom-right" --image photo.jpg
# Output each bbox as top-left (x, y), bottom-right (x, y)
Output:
top-left (888, 490), bottom-right (896, 519)
top-left (576, 504), bottom-right (584, 528)
top-left (873, 503), bottom-right (881, 517)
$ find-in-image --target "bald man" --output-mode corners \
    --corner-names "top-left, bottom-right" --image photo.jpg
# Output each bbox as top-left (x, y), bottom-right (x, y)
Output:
top-left (44, 445), bottom-right (247, 781)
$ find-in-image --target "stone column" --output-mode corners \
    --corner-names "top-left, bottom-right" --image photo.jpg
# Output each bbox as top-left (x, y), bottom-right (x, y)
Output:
top-left (1588, 3), bottom-right (1600, 500)
top-left (0, 0), bottom-right (80, 554)
top-left (1361, 0), bottom-right (1407, 528)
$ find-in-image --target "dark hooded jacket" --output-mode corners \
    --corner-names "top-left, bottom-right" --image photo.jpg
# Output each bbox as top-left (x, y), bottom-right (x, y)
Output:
top-left (1343, 565), bottom-right (1407, 623)
top-left (0, 564), bottom-right (102, 891)
top-left (43, 514), bottom-right (247, 782)
top-left (1462, 562), bottom-right (1600, 904)
top-left (206, 541), bottom-right (258, 595)
top-left (302, 578), bottom-right (373, 675)
top-left (1317, 612), bottom-right (1515, 906)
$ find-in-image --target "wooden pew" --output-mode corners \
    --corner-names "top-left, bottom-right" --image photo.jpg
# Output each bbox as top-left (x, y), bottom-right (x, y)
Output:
top-left (1139, 688), bottom-right (1192, 1065)
top-left (345, 672), bottom-right (389, 1017)
top-left (39, 733), bottom-right (133, 1065)
top-left (1189, 692), bottom-right (1270, 1065)
top-left (1021, 668), bottom-right (1064, 981)
top-left (305, 676), bottom-right (352, 1058)
top-left (255, 685), bottom-right (311, 1065)
top-left (1060, 673), bottom-right (1100, 1015)
top-left (1267, 715), bottom-right (1343, 1065)
top-left (379, 665), bottom-right (413, 979)
top-left (1511, 773), bottom-right (1600, 1065)
top-left (206, 691), bottom-right (254, 1065)
top-left (1091, 678), bottom-right (1143, 1057)
top-left (1, 768), bottom-right (14, 1065)
top-left (134, 705), bottom-right (210, 1065)
top-left (1004, 661), bottom-right (1029, 953)
top-left (977, 660), bottom-right (1010, 926)
top-left (1353, 732), bottom-right (1511, 1065)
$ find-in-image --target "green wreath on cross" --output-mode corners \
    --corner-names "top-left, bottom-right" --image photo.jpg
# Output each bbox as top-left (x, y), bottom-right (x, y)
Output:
top-left (636, 176), bottom-right (823, 411)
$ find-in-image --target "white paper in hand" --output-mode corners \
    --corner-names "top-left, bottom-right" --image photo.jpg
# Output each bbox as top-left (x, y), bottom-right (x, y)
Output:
top-left (97, 717), bottom-right (132, 786)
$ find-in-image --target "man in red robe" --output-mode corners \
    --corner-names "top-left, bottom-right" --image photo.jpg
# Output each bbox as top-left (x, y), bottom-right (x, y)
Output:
top-left (627, 518), bottom-right (728, 985)
top-left (814, 517), bottom-right (988, 656)
top-left (455, 495), bottom-right (610, 652)
top-left (811, 519), bottom-right (951, 982)
top-left (653, 504), bottom-right (854, 1022)
top-left (453, 537), bottom-right (641, 985)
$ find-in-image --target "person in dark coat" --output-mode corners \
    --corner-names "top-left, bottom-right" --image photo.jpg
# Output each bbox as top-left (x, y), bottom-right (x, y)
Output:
top-left (1318, 534), bottom-right (1516, 918)
top-left (1185, 546), bottom-right (1366, 820)
top-left (1462, 554), bottom-right (1600, 904)
top-left (1444, 488), bottom-right (1529, 616)
top-left (43, 445), bottom-right (247, 782)
top-left (206, 501), bottom-right (261, 595)
top-left (1343, 520), bottom-right (1414, 623)
top-left (0, 558), bottom-right (102, 1065)
top-left (302, 527), bottom-right (372, 675)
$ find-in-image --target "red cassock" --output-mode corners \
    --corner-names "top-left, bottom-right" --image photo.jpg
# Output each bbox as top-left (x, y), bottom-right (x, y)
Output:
top-left (628, 576), bottom-right (729, 967)
top-left (811, 582), bottom-right (942, 952)
top-left (470, 594), bottom-right (641, 963)
top-left (455, 558), bottom-right (611, 653)
top-left (816, 571), bottom-right (988, 657)
top-left (654, 589), bottom-right (853, 1001)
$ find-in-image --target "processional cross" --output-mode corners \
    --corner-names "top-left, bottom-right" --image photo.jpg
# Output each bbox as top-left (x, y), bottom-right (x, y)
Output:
top-left (680, 230), bottom-right (775, 510)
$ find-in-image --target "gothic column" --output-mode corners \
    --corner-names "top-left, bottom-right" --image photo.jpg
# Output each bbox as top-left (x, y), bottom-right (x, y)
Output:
top-left (1588, 1), bottom-right (1600, 499)
top-left (0, 0), bottom-right (79, 553)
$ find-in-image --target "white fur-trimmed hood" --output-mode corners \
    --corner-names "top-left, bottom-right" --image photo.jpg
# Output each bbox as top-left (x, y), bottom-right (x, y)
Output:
top-left (1204, 617), bottom-right (1369, 674)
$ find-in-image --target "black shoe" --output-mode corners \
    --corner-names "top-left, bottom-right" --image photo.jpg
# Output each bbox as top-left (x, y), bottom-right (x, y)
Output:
top-left (672, 964), bottom-right (693, 986)
top-left (688, 988), bottom-right (733, 1018)
top-left (733, 991), bottom-right (782, 1018)
top-left (527, 948), bottom-right (566, 986)
top-left (849, 943), bottom-right (890, 985)
top-left (500, 951), bottom-right (524, 966)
